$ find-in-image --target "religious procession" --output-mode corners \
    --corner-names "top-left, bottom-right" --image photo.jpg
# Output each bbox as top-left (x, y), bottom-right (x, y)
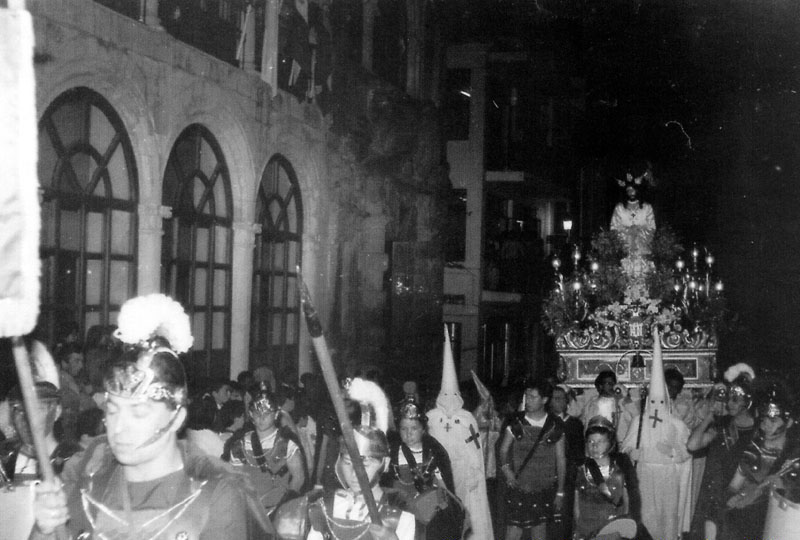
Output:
top-left (4, 1), bottom-right (800, 540)
top-left (0, 160), bottom-right (797, 540)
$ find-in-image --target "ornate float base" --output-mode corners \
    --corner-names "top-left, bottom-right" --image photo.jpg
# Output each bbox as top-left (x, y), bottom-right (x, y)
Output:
top-left (558, 347), bottom-right (717, 389)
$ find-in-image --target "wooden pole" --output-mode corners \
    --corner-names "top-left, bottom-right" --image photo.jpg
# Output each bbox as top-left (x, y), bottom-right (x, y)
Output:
top-left (297, 269), bottom-right (382, 524)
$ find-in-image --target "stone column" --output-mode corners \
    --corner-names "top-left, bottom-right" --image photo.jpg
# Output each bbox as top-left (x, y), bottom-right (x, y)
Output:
top-left (405, 0), bottom-right (421, 98)
top-left (137, 203), bottom-right (171, 295)
top-left (242, 3), bottom-right (257, 72)
top-left (142, 0), bottom-right (162, 29)
top-left (261, 0), bottom-right (281, 94)
top-left (361, 0), bottom-right (377, 71)
top-left (230, 221), bottom-right (260, 378)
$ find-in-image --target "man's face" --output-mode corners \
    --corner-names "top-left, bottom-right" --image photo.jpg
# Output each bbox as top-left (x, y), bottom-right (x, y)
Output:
top-left (105, 394), bottom-right (180, 466)
top-left (11, 399), bottom-right (59, 445)
top-left (666, 379), bottom-right (682, 401)
top-left (212, 385), bottom-right (232, 406)
top-left (64, 353), bottom-right (84, 377)
top-left (336, 450), bottom-right (387, 492)
top-left (250, 408), bottom-right (277, 433)
top-left (549, 389), bottom-right (568, 415)
top-left (598, 376), bottom-right (616, 397)
top-left (524, 388), bottom-right (547, 414)
top-left (399, 418), bottom-right (424, 448)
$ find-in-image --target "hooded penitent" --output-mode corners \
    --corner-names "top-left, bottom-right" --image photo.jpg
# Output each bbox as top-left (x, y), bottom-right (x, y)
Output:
top-left (621, 328), bottom-right (692, 540)
top-left (428, 327), bottom-right (494, 539)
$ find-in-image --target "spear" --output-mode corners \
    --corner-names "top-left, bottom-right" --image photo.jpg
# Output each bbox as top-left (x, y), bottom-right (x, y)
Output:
top-left (2, 3), bottom-right (68, 538)
top-left (296, 267), bottom-right (382, 524)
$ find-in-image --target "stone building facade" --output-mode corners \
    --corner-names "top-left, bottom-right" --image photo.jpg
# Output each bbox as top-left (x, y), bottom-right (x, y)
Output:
top-left (29, 0), bottom-right (448, 386)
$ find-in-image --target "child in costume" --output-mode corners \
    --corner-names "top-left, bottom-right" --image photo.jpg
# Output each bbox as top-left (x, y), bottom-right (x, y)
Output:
top-left (386, 398), bottom-right (464, 540)
top-left (274, 377), bottom-right (416, 540)
top-left (573, 416), bottom-right (638, 540)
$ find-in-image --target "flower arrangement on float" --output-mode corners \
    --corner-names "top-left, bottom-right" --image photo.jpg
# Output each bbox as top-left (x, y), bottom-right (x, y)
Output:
top-left (542, 225), bottom-right (729, 350)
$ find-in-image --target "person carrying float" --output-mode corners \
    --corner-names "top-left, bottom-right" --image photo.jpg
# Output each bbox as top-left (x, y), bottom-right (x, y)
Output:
top-left (386, 397), bottom-right (465, 540)
top-left (29, 294), bottom-right (274, 539)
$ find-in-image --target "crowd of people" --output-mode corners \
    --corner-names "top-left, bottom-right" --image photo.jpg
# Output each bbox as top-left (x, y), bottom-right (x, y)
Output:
top-left (1, 294), bottom-right (799, 540)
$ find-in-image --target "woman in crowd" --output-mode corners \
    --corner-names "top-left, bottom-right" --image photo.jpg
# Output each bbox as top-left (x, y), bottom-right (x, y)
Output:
top-left (687, 365), bottom-right (756, 540)
top-left (386, 398), bottom-right (464, 540)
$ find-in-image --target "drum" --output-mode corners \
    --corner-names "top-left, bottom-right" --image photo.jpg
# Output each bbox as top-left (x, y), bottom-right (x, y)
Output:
top-left (0, 481), bottom-right (36, 540)
top-left (763, 488), bottom-right (800, 540)
top-left (593, 517), bottom-right (637, 540)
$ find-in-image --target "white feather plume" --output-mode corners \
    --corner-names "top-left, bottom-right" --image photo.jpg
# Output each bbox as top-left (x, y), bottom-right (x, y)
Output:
top-left (30, 339), bottom-right (59, 389)
top-left (115, 294), bottom-right (193, 353)
top-left (347, 377), bottom-right (389, 433)
top-left (724, 362), bottom-right (755, 383)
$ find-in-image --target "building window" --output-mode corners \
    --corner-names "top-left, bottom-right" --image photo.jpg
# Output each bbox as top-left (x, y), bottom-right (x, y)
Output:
top-left (38, 87), bottom-right (138, 346)
top-left (162, 125), bottom-right (233, 380)
top-left (251, 154), bottom-right (303, 382)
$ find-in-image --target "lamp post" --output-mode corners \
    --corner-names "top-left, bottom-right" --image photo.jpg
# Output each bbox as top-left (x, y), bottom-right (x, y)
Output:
top-left (562, 215), bottom-right (573, 244)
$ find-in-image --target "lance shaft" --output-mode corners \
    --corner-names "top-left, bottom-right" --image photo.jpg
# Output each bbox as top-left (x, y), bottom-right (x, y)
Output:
top-left (297, 270), bottom-right (382, 525)
top-left (12, 338), bottom-right (69, 539)
top-left (11, 337), bottom-right (56, 482)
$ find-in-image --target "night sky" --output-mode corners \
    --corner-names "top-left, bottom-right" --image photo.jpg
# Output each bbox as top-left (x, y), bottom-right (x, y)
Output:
top-left (443, 0), bottom-right (800, 372)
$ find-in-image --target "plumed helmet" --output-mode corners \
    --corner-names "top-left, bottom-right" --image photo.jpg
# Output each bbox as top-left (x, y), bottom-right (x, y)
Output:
top-left (757, 385), bottom-right (793, 422)
top-left (724, 363), bottom-right (755, 406)
top-left (104, 294), bottom-right (192, 409)
top-left (397, 398), bottom-right (427, 425)
top-left (585, 414), bottom-right (616, 437)
top-left (345, 378), bottom-right (390, 459)
top-left (250, 381), bottom-right (280, 415)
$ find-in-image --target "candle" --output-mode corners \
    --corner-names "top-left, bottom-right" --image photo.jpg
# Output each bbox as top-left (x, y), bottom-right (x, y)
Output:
top-left (676, 258), bottom-right (685, 271)
top-left (714, 281), bottom-right (724, 293)
top-left (590, 261), bottom-right (599, 273)
top-left (572, 280), bottom-right (582, 292)
top-left (705, 253), bottom-right (714, 267)
top-left (552, 256), bottom-right (561, 270)
top-left (572, 245), bottom-right (582, 264)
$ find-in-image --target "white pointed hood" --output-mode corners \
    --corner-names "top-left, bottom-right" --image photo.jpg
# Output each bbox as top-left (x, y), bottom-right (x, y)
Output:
top-left (436, 326), bottom-right (464, 416)
top-left (647, 327), bottom-right (671, 415)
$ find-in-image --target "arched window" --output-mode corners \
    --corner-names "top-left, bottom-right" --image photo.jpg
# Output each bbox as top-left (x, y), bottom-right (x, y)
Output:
top-left (162, 125), bottom-right (233, 379)
top-left (38, 88), bottom-right (138, 345)
top-left (251, 155), bottom-right (303, 382)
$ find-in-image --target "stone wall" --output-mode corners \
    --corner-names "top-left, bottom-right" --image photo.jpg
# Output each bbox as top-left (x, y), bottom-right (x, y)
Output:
top-left (28, 0), bottom-right (447, 380)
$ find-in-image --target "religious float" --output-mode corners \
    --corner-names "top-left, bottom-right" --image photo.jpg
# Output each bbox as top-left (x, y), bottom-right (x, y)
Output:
top-left (543, 167), bottom-right (727, 390)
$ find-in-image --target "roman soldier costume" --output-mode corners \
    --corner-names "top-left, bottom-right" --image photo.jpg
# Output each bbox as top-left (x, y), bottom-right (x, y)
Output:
top-left (224, 383), bottom-right (303, 510)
